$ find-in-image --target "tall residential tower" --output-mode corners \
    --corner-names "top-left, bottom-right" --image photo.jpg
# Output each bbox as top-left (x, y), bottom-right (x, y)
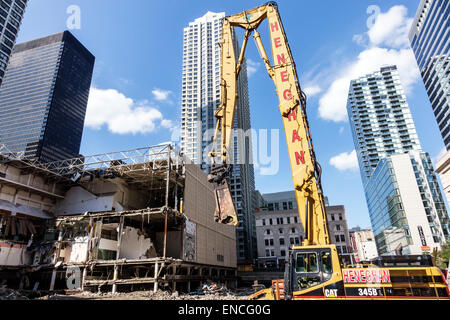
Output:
top-left (0, 0), bottom-right (28, 86)
top-left (180, 12), bottom-right (256, 263)
top-left (347, 65), bottom-right (449, 256)
top-left (409, 0), bottom-right (449, 150)
top-left (0, 31), bottom-right (95, 163)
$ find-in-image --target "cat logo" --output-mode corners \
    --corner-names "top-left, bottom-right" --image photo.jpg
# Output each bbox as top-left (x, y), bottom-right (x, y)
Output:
top-left (324, 289), bottom-right (338, 298)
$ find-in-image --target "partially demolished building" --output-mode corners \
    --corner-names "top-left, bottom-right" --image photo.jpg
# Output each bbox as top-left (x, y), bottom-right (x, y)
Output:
top-left (0, 144), bottom-right (237, 293)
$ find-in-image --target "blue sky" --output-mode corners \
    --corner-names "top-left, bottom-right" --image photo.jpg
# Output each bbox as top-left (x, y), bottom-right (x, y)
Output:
top-left (17, 1), bottom-right (448, 229)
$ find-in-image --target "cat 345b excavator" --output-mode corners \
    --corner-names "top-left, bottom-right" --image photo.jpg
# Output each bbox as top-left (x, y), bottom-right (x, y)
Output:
top-left (208, 2), bottom-right (450, 300)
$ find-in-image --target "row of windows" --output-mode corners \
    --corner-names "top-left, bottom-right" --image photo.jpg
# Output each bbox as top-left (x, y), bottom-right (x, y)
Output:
top-left (264, 236), bottom-right (301, 247)
top-left (262, 216), bottom-right (298, 226)
top-left (267, 201), bottom-right (294, 211)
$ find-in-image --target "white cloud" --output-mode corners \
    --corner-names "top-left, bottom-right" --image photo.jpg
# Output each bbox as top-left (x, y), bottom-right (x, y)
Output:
top-left (433, 146), bottom-right (447, 164)
top-left (152, 88), bottom-right (173, 103)
top-left (316, 5), bottom-right (420, 122)
top-left (246, 58), bottom-right (261, 77)
top-left (367, 6), bottom-right (413, 49)
top-left (161, 119), bottom-right (174, 129)
top-left (329, 150), bottom-right (359, 172)
top-left (303, 85), bottom-right (322, 97)
top-left (86, 87), bottom-right (172, 135)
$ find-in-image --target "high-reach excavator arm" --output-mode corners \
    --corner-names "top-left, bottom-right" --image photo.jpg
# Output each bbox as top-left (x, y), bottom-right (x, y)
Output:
top-left (209, 1), bottom-right (329, 246)
top-left (210, 2), bottom-right (450, 301)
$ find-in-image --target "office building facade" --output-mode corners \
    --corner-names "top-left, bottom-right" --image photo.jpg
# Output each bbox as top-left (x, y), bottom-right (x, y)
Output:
top-left (365, 151), bottom-right (448, 255)
top-left (436, 150), bottom-right (450, 205)
top-left (255, 191), bottom-right (352, 267)
top-left (0, 0), bottom-right (27, 86)
top-left (180, 12), bottom-right (256, 263)
top-left (326, 205), bottom-right (354, 265)
top-left (347, 65), bottom-right (449, 256)
top-left (0, 31), bottom-right (95, 163)
top-left (409, 0), bottom-right (449, 150)
top-left (349, 227), bottom-right (378, 263)
top-left (255, 191), bottom-right (303, 270)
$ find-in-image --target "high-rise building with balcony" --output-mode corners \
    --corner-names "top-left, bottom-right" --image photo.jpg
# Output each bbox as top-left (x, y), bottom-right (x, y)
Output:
top-left (0, 0), bottom-right (28, 86)
top-left (347, 65), bottom-right (422, 186)
top-left (0, 31), bottom-right (95, 163)
top-left (409, 0), bottom-right (449, 150)
top-left (347, 65), bottom-right (449, 256)
top-left (180, 12), bottom-right (256, 263)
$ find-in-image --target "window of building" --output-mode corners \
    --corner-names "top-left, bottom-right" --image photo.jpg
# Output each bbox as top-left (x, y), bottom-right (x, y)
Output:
top-left (265, 239), bottom-right (269, 246)
top-left (280, 250), bottom-right (286, 257)
top-left (266, 249), bottom-right (270, 257)
top-left (266, 229), bottom-right (271, 235)
top-left (287, 217), bottom-right (291, 224)
top-left (340, 234), bottom-right (345, 242)
top-left (336, 225), bottom-right (341, 231)
top-left (338, 213), bottom-right (343, 221)
top-left (291, 228), bottom-right (296, 233)
top-left (279, 228), bottom-right (283, 234)
top-left (274, 203), bottom-right (279, 211)
top-left (283, 202), bottom-right (287, 210)
top-left (335, 235), bottom-right (340, 243)
top-left (331, 214), bottom-right (335, 221)
top-left (269, 218), bottom-right (273, 225)
top-left (262, 219), bottom-right (266, 226)
top-left (288, 201), bottom-right (293, 209)
top-left (269, 239), bottom-right (274, 246)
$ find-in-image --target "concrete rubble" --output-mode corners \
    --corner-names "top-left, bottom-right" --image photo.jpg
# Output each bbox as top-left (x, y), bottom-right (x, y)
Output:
top-left (37, 288), bottom-right (250, 300)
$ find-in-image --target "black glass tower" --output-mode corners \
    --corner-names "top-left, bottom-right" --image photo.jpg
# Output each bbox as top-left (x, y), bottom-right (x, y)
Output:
top-left (0, 31), bottom-right (95, 162)
top-left (0, 0), bottom-right (28, 86)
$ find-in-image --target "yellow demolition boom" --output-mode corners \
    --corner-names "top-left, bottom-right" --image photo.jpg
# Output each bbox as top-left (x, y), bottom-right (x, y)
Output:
top-left (209, 2), bottom-right (450, 300)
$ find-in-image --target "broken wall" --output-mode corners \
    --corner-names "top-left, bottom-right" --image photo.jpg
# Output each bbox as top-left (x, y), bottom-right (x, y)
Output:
top-left (55, 179), bottom-right (149, 216)
top-left (183, 164), bottom-right (237, 268)
top-left (0, 163), bottom-right (62, 218)
top-left (0, 242), bottom-right (33, 266)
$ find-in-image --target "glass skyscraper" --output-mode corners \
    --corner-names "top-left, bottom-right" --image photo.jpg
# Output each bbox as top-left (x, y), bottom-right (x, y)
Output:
top-left (0, 0), bottom-right (28, 86)
top-left (0, 31), bottom-right (95, 163)
top-left (181, 12), bottom-right (256, 263)
top-left (409, 0), bottom-right (449, 150)
top-left (347, 65), bottom-right (449, 255)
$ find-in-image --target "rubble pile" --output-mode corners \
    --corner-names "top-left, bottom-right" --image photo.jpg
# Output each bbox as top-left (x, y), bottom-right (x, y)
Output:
top-left (0, 288), bottom-right (29, 300)
top-left (38, 287), bottom-right (249, 300)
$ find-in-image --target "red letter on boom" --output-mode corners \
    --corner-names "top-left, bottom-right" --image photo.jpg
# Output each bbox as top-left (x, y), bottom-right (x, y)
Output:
top-left (276, 54), bottom-right (286, 66)
top-left (295, 151), bottom-right (305, 165)
top-left (287, 109), bottom-right (296, 121)
top-left (292, 130), bottom-right (301, 143)
top-left (270, 22), bottom-right (279, 32)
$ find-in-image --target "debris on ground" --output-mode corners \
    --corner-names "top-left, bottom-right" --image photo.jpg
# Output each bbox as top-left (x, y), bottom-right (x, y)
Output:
top-left (0, 288), bottom-right (29, 300)
top-left (37, 288), bottom-right (249, 300)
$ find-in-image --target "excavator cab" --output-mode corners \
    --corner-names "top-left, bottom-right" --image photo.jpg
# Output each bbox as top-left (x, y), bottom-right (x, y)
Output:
top-left (284, 246), bottom-right (342, 298)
